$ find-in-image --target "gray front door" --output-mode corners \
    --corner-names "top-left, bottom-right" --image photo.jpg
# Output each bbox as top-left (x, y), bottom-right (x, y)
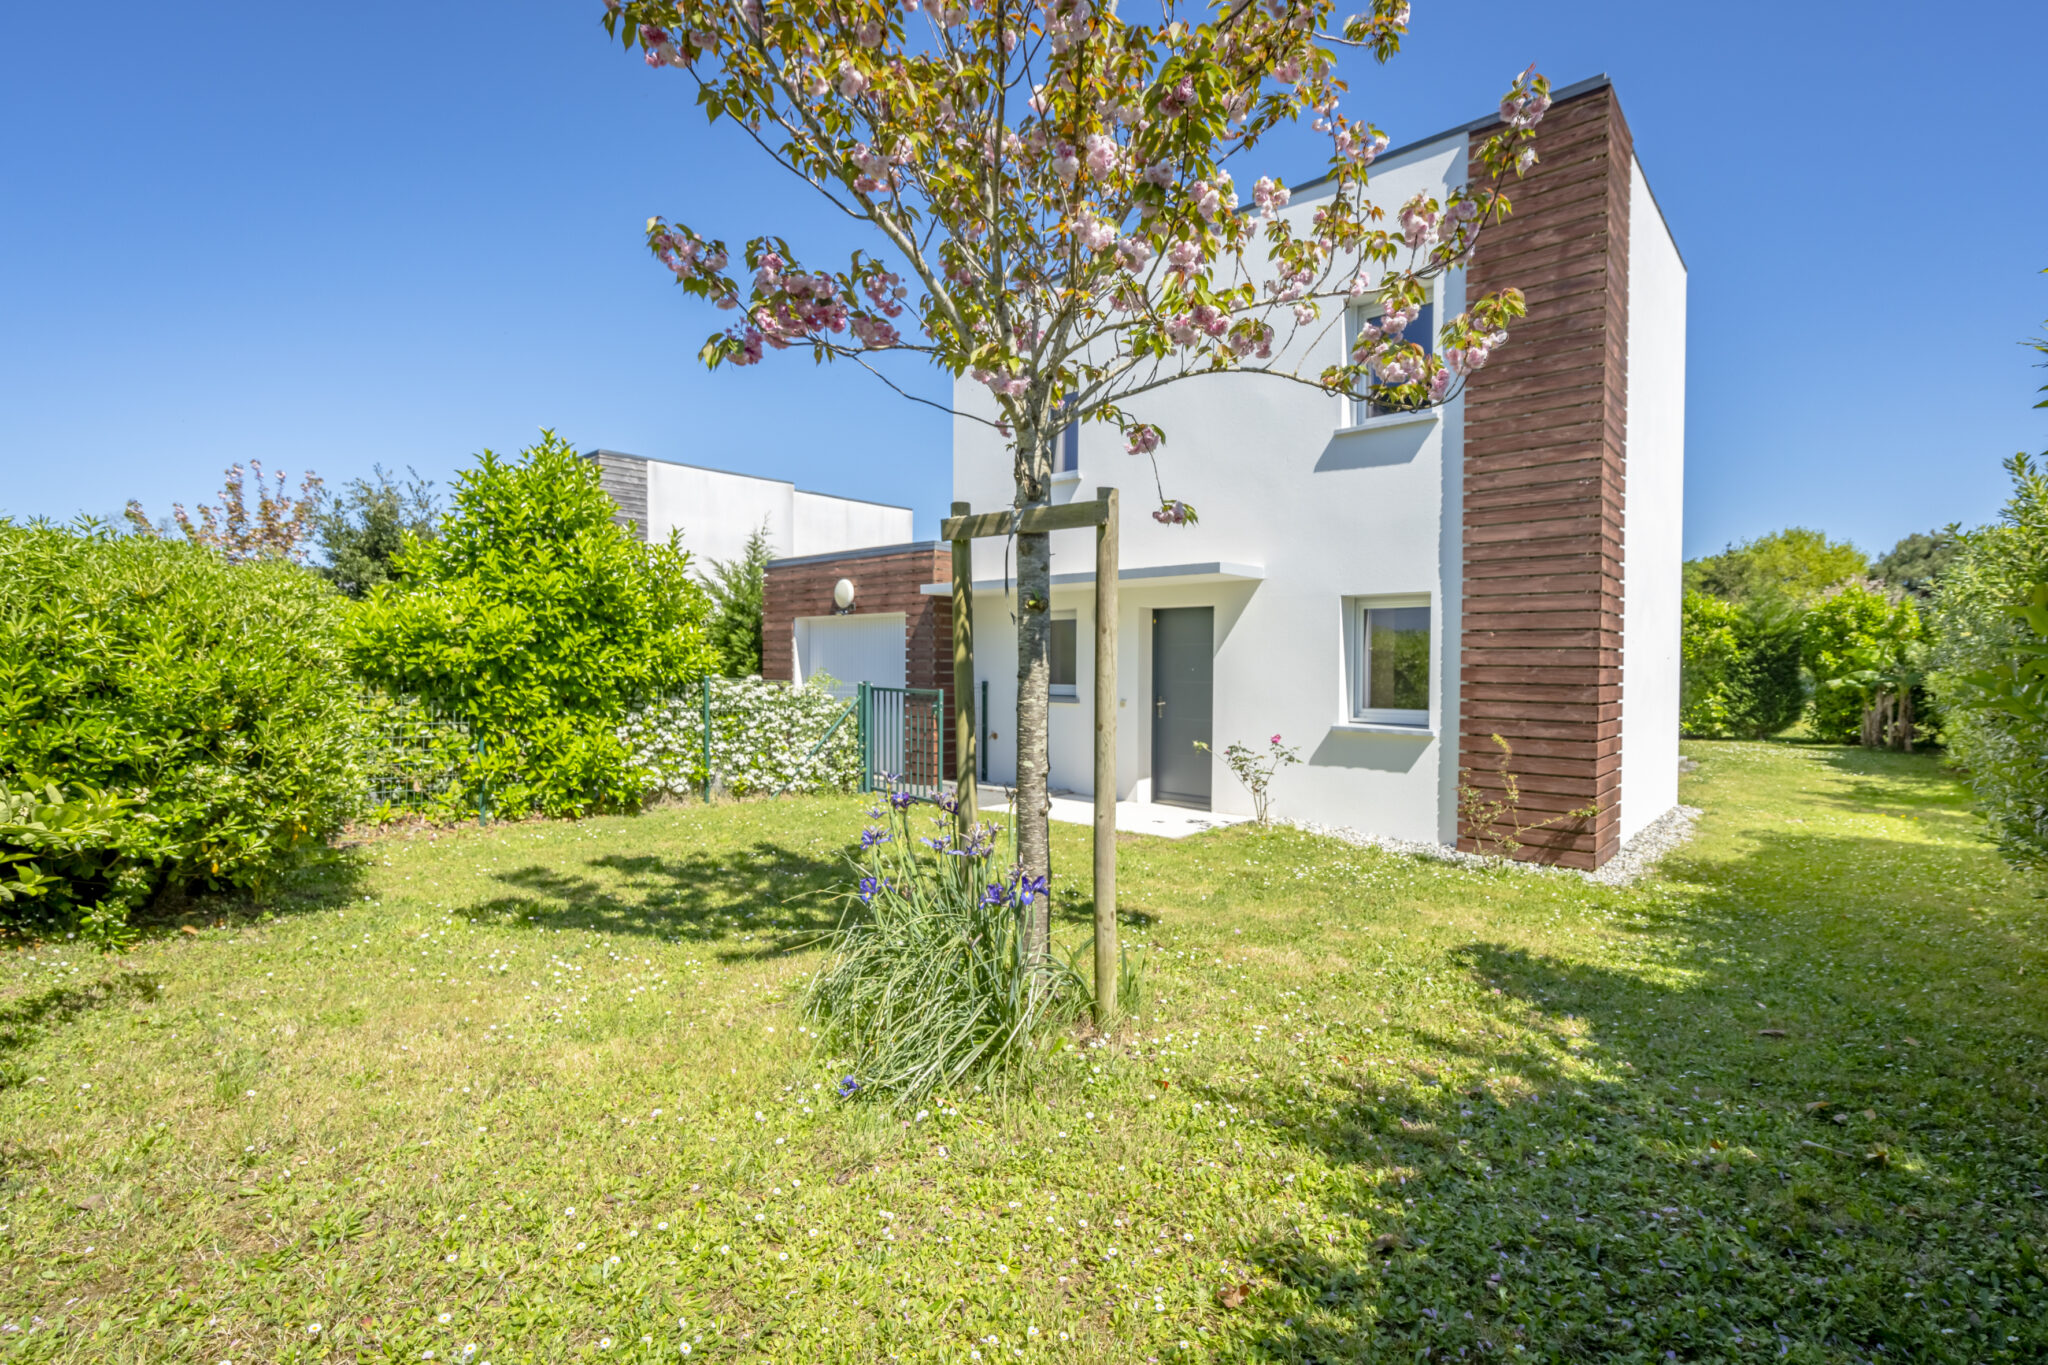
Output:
top-left (1151, 607), bottom-right (1213, 809)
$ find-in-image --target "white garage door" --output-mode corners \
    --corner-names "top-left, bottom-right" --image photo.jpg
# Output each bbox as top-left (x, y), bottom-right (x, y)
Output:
top-left (795, 613), bottom-right (906, 698)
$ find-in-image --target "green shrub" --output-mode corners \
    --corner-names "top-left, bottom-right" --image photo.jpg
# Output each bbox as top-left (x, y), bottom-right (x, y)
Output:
top-left (805, 798), bottom-right (1083, 1102)
top-left (1802, 582), bottom-right (1924, 744)
top-left (345, 432), bottom-right (718, 818)
top-left (0, 521), bottom-right (364, 941)
top-left (623, 676), bottom-right (860, 798)
top-left (0, 781), bottom-right (154, 946)
top-left (1928, 454), bottom-right (2048, 872)
top-left (1680, 591), bottom-right (1742, 736)
top-left (703, 524), bottom-right (771, 677)
top-left (1681, 592), bottom-right (1806, 739)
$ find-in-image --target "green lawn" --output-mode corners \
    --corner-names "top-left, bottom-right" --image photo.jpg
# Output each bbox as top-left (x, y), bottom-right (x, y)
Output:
top-left (3, 743), bottom-right (2045, 1363)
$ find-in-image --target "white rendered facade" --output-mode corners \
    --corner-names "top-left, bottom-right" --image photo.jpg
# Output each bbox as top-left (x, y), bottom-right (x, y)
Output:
top-left (946, 96), bottom-right (1685, 853)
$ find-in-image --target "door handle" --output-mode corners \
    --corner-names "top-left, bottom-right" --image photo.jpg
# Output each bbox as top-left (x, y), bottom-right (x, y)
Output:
top-left (1154, 697), bottom-right (1166, 718)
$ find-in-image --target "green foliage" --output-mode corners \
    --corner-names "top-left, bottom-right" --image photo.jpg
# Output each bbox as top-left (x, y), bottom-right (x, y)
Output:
top-left (703, 523), bottom-right (772, 677)
top-left (1680, 593), bottom-right (1807, 739)
top-left (1873, 527), bottom-right (1961, 598)
top-left (1928, 453), bottom-right (2048, 871)
top-left (355, 690), bottom-right (474, 823)
top-left (344, 432), bottom-right (717, 818)
top-left (0, 521), bottom-right (364, 941)
top-left (623, 677), bottom-right (860, 798)
top-left (1679, 590), bottom-right (1742, 736)
top-left (806, 800), bottom-right (1083, 1102)
top-left (316, 465), bottom-right (440, 599)
top-left (0, 780), bottom-right (153, 947)
top-left (1802, 582), bottom-right (1924, 744)
top-left (1683, 526), bottom-right (1869, 607)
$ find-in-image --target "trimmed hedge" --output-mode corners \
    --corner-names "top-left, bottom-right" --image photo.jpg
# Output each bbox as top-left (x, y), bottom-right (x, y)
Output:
top-left (0, 521), bottom-right (363, 942)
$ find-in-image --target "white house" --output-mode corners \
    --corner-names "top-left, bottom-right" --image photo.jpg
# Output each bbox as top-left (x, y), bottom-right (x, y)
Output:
top-left (586, 448), bottom-right (912, 566)
top-left (943, 77), bottom-right (1684, 869)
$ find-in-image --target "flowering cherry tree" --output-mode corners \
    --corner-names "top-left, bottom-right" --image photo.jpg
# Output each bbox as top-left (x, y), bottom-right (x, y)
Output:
top-left (600, 0), bottom-right (1549, 947)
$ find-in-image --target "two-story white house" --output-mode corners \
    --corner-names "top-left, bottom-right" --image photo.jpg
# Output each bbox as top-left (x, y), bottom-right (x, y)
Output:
top-left (756, 77), bottom-right (1682, 868)
top-left (940, 76), bottom-right (1684, 869)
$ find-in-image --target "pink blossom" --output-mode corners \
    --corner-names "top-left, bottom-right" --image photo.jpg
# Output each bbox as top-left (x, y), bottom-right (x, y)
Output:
top-left (1117, 238), bottom-right (1153, 272)
top-left (1142, 160), bottom-right (1173, 187)
top-left (1074, 210), bottom-right (1117, 253)
top-left (1272, 58), bottom-right (1302, 84)
top-left (1083, 132), bottom-right (1121, 179)
top-left (1191, 181), bottom-right (1222, 220)
top-left (1165, 239), bottom-right (1203, 276)
top-left (1125, 424), bottom-right (1162, 455)
top-left (1397, 196), bottom-right (1438, 249)
top-left (1347, 269), bottom-right (1373, 297)
top-left (837, 64), bottom-right (869, 98)
top-left (851, 314), bottom-right (901, 348)
top-left (1269, 734), bottom-right (1282, 745)
top-left (1253, 176), bottom-right (1290, 215)
top-left (1429, 369), bottom-right (1451, 401)
top-left (1027, 86), bottom-right (1050, 116)
top-left (1052, 146), bottom-right (1080, 183)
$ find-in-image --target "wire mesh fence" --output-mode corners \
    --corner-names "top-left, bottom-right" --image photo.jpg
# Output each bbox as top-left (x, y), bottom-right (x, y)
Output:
top-left (356, 690), bottom-right (474, 822)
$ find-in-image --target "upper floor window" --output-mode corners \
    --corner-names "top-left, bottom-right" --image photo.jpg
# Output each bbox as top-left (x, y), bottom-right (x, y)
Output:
top-left (1345, 299), bottom-right (1434, 425)
top-left (1050, 612), bottom-right (1078, 698)
top-left (1346, 596), bottom-right (1431, 726)
top-left (1056, 400), bottom-right (1080, 474)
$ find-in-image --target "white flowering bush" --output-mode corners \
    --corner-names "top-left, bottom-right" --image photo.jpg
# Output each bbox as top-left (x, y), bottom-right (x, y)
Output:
top-left (623, 676), bottom-right (861, 799)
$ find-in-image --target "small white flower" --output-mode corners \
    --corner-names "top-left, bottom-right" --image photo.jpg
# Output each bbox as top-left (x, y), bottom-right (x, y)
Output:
top-left (307, 1324), bottom-right (322, 1335)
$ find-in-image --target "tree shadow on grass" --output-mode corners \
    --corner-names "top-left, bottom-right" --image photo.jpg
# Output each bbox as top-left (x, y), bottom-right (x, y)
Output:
top-left (1214, 824), bottom-right (2048, 1362)
top-left (0, 971), bottom-right (160, 1092)
top-left (453, 840), bottom-right (848, 961)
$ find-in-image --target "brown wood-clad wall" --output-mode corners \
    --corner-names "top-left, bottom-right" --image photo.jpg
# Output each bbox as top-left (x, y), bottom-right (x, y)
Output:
top-left (763, 545), bottom-right (957, 769)
top-left (1459, 85), bottom-right (1633, 869)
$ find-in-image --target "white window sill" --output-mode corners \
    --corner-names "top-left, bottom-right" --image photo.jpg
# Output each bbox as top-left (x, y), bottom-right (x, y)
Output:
top-left (1051, 468), bottom-right (1084, 485)
top-left (1050, 690), bottom-right (1080, 704)
top-left (1332, 720), bottom-right (1435, 738)
top-left (1334, 407), bottom-right (1440, 437)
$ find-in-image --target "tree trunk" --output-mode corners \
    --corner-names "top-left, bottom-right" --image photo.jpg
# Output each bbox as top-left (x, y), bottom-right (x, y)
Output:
top-left (1015, 525), bottom-right (1053, 958)
top-left (1012, 417), bottom-right (1054, 961)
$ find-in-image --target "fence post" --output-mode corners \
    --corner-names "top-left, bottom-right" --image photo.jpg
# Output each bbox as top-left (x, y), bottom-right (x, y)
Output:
top-left (980, 679), bottom-right (989, 783)
top-left (701, 676), bottom-right (713, 804)
top-left (857, 681), bottom-right (870, 794)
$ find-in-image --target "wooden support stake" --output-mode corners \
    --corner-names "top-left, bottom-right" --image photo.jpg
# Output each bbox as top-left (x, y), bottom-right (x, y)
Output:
top-left (950, 501), bottom-right (977, 837)
top-left (1092, 486), bottom-right (1119, 1029)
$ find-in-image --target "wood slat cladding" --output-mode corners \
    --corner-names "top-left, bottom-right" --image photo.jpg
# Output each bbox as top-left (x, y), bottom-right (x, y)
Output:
top-left (1459, 84), bottom-right (1632, 870)
top-left (586, 450), bottom-right (650, 540)
top-left (763, 545), bottom-right (958, 768)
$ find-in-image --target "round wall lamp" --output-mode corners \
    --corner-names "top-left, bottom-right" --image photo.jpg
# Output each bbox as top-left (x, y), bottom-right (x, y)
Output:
top-left (832, 578), bottom-right (856, 614)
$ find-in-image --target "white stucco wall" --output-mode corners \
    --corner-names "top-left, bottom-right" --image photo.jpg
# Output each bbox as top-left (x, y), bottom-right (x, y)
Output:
top-left (792, 490), bottom-right (914, 559)
top-left (643, 458), bottom-right (910, 566)
top-left (953, 134), bottom-right (1471, 842)
top-left (1618, 155), bottom-right (1687, 842)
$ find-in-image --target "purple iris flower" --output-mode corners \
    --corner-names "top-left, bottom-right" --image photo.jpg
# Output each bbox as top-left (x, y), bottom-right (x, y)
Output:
top-left (982, 882), bottom-right (1010, 907)
top-left (860, 827), bottom-right (890, 849)
top-left (837, 1075), bottom-right (860, 1098)
top-left (1017, 874), bottom-right (1050, 907)
top-left (940, 794), bottom-right (960, 814)
top-left (857, 876), bottom-right (882, 904)
top-left (889, 791), bottom-right (915, 811)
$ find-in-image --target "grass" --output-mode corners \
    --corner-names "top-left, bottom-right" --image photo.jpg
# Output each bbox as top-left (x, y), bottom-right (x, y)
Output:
top-left (2, 743), bottom-right (2046, 1363)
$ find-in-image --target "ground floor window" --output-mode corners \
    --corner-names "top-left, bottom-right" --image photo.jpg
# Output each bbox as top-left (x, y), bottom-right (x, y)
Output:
top-left (1050, 611), bottom-right (1078, 699)
top-left (1346, 595), bottom-right (1431, 725)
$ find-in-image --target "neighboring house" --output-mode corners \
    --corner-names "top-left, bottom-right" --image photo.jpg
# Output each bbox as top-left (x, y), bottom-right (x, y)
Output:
top-left (585, 449), bottom-right (912, 566)
top-left (765, 76), bottom-right (1683, 869)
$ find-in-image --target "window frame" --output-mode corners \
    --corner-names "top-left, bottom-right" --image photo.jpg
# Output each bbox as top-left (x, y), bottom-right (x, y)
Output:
top-left (1049, 610), bottom-right (1080, 700)
top-left (1343, 594), bottom-right (1433, 728)
top-left (1344, 284), bottom-right (1437, 428)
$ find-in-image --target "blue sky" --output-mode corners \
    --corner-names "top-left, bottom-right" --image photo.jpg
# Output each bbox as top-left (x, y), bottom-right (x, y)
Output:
top-left (3, 1), bottom-right (2043, 558)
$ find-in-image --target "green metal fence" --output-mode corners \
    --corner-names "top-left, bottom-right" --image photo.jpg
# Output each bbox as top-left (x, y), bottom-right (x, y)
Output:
top-left (859, 683), bottom-right (947, 801)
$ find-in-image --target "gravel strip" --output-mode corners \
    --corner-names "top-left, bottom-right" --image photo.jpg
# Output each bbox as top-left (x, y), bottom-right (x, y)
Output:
top-left (1293, 802), bottom-right (1702, 888)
